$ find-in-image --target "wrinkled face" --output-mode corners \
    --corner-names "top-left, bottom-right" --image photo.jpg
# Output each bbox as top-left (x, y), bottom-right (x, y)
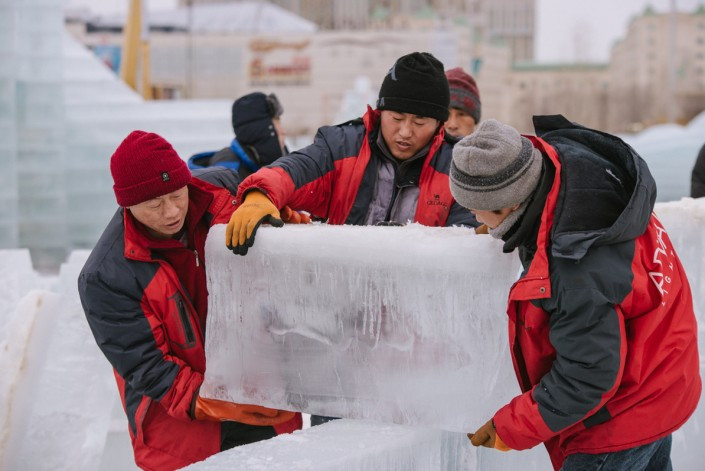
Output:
top-left (129, 186), bottom-right (189, 239)
top-left (444, 108), bottom-right (476, 138)
top-left (380, 110), bottom-right (439, 160)
top-left (272, 117), bottom-right (286, 153)
top-left (470, 206), bottom-right (517, 229)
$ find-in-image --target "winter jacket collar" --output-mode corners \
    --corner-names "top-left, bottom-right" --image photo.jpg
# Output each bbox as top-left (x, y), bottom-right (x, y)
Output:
top-left (507, 135), bottom-right (561, 302)
top-left (534, 115), bottom-right (656, 261)
top-left (509, 114), bottom-right (658, 301)
top-left (502, 158), bottom-right (556, 260)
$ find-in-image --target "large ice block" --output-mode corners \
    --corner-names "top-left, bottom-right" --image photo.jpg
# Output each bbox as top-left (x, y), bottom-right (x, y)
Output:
top-left (202, 224), bottom-right (523, 433)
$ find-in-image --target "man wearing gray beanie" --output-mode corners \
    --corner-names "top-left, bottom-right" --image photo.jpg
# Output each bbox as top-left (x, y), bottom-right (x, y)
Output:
top-left (450, 119), bottom-right (543, 238)
top-left (453, 115), bottom-right (699, 471)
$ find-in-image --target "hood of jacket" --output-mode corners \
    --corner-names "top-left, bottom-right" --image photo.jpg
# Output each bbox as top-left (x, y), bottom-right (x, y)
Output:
top-left (534, 115), bottom-right (657, 261)
top-left (232, 92), bottom-right (285, 166)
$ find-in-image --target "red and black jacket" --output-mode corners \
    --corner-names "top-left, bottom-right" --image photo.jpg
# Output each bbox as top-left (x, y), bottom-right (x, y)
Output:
top-left (235, 107), bottom-right (476, 227)
top-left (493, 116), bottom-right (701, 469)
top-left (79, 170), bottom-right (300, 471)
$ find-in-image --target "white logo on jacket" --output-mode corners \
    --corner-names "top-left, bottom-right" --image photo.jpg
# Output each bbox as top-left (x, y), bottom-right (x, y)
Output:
top-left (648, 220), bottom-right (673, 300)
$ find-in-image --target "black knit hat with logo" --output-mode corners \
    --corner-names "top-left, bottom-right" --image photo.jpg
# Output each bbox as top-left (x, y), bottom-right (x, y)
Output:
top-left (376, 52), bottom-right (450, 122)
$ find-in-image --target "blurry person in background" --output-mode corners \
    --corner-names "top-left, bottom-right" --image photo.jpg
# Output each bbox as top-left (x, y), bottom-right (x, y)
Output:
top-left (78, 131), bottom-right (301, 471)
top-left (445, 67), bottom-right (488, 233)
top-left (691, 142), bottom-right (705, 197)
top-left (444, 67), bottom-right (481, 138)
top-left (189, 92), bottom-right (288, 180)
top-left (450, 117), bottom-right (700, 471)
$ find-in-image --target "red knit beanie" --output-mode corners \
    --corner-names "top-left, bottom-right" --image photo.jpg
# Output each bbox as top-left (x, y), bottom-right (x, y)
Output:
top-left (110, 131), bottom-right (192, 207)
top-left (446, 67), bottom-right (481, 124)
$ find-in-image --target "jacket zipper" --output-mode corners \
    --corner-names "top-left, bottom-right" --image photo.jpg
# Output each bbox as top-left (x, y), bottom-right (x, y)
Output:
top-left (176, 297), bottom-right (196, 346)
top-left (136, 398), bottom-right (152, 444)
top-left (194, 249), bottom-right (200, 267)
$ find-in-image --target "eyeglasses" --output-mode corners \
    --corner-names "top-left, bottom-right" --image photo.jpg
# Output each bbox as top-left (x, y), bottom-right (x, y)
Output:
top-left (266, 93), bottom-right (283, 118)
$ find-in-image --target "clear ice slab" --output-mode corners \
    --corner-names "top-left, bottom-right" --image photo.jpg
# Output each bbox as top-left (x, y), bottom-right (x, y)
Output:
top-left (202, 224), bottom-right (523, 433)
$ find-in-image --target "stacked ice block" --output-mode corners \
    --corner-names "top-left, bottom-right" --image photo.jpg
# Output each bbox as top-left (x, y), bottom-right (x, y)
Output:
top-left (14, 0), bottom-right (68, 267)
top-left (0, 0), bottom-right (18, 248)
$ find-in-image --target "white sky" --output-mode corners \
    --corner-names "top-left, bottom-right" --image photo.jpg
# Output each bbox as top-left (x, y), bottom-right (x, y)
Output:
top-left (65, 0), bottom-right (705, 63)
top-left (536, 0), bottom-right (704, 62)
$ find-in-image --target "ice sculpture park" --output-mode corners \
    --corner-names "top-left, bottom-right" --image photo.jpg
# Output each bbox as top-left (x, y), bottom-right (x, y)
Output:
top-left (2, 0), bottom-right (705, 470)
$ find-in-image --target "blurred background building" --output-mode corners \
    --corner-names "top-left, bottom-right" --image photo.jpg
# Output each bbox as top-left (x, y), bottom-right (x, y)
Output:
top-left (3, 0), bottom-right (705, 268)
top-left (66, 1), bottom-right (705, 136)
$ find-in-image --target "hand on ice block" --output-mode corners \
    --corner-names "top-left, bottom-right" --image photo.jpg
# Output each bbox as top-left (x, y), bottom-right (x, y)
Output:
top-left (192, 394), bottom-right (296, 426)
top-left (225, 190), bottom-right (283, 256)
top-left (468, 419), bottom-right (511, 451)
top-left (280, 206), bottom-right (311, 224)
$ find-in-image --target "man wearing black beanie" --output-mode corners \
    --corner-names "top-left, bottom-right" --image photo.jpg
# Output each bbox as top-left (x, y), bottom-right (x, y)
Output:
top-left (223, 51), bottom-right (478, 256)
top-left (376, 52), bottom-right (450, 123)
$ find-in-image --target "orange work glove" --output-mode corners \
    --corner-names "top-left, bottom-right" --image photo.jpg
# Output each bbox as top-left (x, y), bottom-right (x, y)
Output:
top-left (225, 190), bottom-right (283, 256)
top-left (280, 206), bottom-right (311, 225)
top-left (468, 419), bottom-right (511, 452)
top-left (475, 224), bottom-right (489, 235)
top-left (193, 395), bottom-right (296, 427)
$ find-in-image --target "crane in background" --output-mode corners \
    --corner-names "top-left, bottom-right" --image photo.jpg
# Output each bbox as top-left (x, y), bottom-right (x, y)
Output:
top-left (120, 0), bottom-right (153, 99)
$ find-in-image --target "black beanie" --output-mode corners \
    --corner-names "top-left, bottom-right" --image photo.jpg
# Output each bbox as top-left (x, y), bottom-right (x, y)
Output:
top-left (231, 92), bottom-right (284, 165)
top-left (376, 52), bottom-right (450, 122)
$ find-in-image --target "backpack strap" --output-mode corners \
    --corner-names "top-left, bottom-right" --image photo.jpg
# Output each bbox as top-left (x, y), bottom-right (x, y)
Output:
top-left (230, 138), bottom-right (260, 173)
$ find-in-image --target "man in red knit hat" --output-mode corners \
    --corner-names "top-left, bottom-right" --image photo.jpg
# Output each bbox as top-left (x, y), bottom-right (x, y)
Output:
top-left (78, 131), bottom-right (301, 471)
top-left (444, 67), bottom-right (481, 138)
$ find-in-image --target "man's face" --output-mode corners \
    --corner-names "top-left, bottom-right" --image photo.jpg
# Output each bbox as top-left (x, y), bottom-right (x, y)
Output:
top-left (272, 117), bottom-right (287, 153)
top-left (444, 108), bottom-right (476, 138)
top-left (129, 186), bottom-right (189, 239)
top-left (470, 206), bottom-right (517, 229)
top-left (380, 110), bottom-right (439, 160)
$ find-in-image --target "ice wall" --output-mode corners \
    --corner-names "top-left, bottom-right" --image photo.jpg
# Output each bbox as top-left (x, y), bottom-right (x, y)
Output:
top-left (13, 0), bottom-right (68, 267)
top-left (0, 250), bottom-right (135, 471)
top-left (652, 198), bottom-right (705, 471)
top-left (202, 224), bottom-right (523, 432)
top-left (0, 0), bottom-right (18, 248)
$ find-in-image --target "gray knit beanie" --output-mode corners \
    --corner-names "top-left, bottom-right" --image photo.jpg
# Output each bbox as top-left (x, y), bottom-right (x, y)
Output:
top-left (449, 119), bottom-right (543, 211)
